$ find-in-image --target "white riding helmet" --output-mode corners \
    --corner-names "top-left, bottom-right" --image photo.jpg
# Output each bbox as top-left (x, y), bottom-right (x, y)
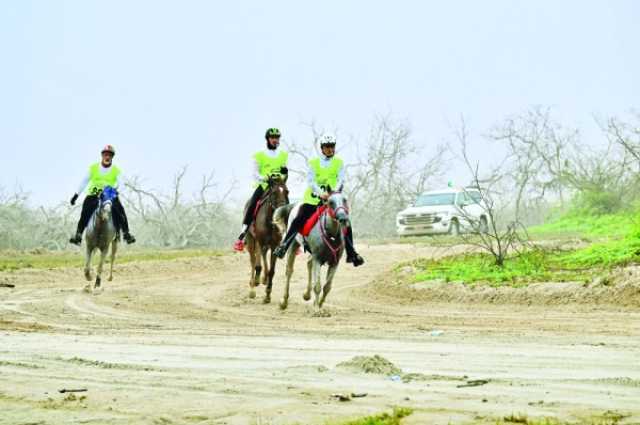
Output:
top-left (318, 134), bottom-right (337, 150)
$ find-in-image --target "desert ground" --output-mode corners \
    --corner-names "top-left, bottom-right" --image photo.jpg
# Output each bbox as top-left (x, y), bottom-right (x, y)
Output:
top-left (1, 243), bottom-right (639, 425)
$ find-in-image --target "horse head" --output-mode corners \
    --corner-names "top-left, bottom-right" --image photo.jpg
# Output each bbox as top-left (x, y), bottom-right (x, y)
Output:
top-left (327, 191), bottom-right (349, 227)
top-left (267, 174), bottom-right (290, 208)
top-left (98, 186), bottom-right (117, 222)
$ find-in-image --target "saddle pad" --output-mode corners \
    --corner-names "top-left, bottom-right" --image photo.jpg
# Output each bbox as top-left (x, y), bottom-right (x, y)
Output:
top-left (301, 206), bottom-right (327, 236)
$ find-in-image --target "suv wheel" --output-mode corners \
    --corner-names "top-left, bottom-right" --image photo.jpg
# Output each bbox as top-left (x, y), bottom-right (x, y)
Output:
top-left (449, 219), bottom-right (460, 236)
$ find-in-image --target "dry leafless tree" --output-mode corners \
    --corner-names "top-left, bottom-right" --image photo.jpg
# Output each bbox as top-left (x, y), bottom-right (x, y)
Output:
top-left (123, 166), bottom-right (237, 248)
top-left (451, 116), bottom-right (532, 267)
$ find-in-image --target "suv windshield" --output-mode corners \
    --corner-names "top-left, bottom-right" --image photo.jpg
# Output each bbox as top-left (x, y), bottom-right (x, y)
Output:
top-left (415, 193), bottom-right (455, 206)
top-left (458, 191), bottom-right (481, 205)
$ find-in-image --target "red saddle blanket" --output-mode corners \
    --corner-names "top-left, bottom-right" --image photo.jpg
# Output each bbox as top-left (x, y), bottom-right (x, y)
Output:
top-left (301, 206), bottom-right (328, 236)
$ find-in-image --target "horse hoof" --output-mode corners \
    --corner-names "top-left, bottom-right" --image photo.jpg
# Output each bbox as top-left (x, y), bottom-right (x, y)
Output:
top-left (313, 309), bottom-right (331, 318)
top-left (108, 276), bottom-right (113, 282)
top-left (84, 271), bottom-right (92, 281)
top-left (279, 301), bottom-right (288, 310)
top-left (83, 284), bottom-right (91, 293)
top-left (303, 292), bottom-right (311, 301)
top-left (249, 290), bottom-right (256, 299)
top-left (263, 296), bottom-right (271, 304)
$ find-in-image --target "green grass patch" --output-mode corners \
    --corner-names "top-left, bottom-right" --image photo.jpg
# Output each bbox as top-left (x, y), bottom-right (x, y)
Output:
top-left (410, 234), bottom-right (640, 286)
top-left (529, 210), bottom-right (637, 239)
top-left (498, 410), bottom-right (630, 425)
top-left (0, 249), bottom-right (224, 272)
top-left (329, 407), bottom-right (413, 425)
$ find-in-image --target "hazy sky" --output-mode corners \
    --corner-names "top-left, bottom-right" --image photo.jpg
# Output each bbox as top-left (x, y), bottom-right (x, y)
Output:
top-left (1, 1), bottom-right (638, 206)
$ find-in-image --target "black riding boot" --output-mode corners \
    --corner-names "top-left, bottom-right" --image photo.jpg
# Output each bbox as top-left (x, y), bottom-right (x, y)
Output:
top-left (274, 229), bottom-right (298, 258)
top-left (113, 197), bottom-right (135, 244)
top-left (345, 226), bottom-right (364, 267)
top-left (69, 195), bottom-right (99, 245)
top-left (274, 203), bottom-right (318, 258)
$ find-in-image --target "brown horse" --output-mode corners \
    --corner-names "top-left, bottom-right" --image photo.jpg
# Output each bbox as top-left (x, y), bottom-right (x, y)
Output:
top-left (245, 175), bottom-right (289, 303)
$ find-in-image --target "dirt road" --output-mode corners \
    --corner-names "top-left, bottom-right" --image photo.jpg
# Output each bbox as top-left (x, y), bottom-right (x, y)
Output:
top-left (1, 244), bottom-right (639, 424)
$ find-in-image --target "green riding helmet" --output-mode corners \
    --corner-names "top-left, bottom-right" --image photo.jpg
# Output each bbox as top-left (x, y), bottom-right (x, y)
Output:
top-left (265, 128), bottom-right (282, 139)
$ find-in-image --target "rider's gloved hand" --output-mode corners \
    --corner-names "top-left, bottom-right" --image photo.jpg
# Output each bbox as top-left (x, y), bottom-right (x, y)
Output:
top-left (280, 166), bottom-right (288, 175)
top-left (320, 192), bottom-right (330, 201)
top-left (70, 193), bottom-right (79, 206)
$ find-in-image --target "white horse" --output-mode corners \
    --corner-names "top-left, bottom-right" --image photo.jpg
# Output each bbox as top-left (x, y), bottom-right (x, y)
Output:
top-left (274, 192), bottom-right (350, 314)
top-left (83, 187), bottom-right (118, 294)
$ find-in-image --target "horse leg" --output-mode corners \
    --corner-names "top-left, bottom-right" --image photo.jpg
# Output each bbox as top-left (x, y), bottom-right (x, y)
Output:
top-left (312, 260), bottom-right (322, 312)
top-left (263, 248), bottom-right (276, 304)
top-left (279, 242), bottom-right (298, 310)
top-left (94, 248), bottom-right (108, 294)
top-left (248, 237), bottom-right (258, 299)
top-left (319, 264), bottom-right (338, 308)
top-left (84, 246), bottom-right (93, 282)
top-left (303, 255), bottom-right (313, 301)
top-left (254, 241), bottom-right (263, 287)
top-left (108, 240), bottom-right (117, 281)
top-left (261, 246), bottom-right (269, 287)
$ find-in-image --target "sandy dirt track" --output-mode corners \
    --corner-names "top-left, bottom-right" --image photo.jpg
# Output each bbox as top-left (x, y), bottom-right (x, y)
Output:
top-left (1, 243), bottom-right (639, 425)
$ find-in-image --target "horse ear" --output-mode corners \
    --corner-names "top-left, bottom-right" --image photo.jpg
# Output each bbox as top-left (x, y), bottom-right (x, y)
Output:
top-left (327, 185), bottom-right (333, 193)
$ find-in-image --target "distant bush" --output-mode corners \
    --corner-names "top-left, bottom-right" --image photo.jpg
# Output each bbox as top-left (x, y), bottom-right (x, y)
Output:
top-left (0, 178), bottom-right (238, 251)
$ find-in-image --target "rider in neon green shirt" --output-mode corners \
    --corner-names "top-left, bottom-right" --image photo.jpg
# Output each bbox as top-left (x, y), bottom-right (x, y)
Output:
top-left (274, 134), bottom-right (364, 267)
top-left (233, 128), bottom-right (289, 252)
top-left (69, 145), bottom-right (136, 245)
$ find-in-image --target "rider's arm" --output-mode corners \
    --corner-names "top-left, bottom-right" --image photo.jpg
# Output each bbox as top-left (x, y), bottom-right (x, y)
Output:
top-left (76, 173), bottom-right (90, 195)
top-left (307, 166), bottom-right (323, 196)
top-left (114, 172), bottom-right (123, 194)
top-left (253, 157), bottom-right (263, 186)
top-left (336, 165), bottom-right (345, 192)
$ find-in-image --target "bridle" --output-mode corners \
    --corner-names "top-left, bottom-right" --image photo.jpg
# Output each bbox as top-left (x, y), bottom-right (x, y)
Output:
top-left (94, 191), bottom-right (113, 233)
top-left (318, 192), bottom-right (349, 264)
top-left (255, 178), bottom-right (288, 230)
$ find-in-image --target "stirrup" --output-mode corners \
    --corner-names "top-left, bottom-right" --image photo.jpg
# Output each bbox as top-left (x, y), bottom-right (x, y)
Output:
top-left (273, 244), bottom-right (288, 258)
top-left (69, 233), bottom-right (82, 245)
top-left (347, 253), bottom-right (365, 267)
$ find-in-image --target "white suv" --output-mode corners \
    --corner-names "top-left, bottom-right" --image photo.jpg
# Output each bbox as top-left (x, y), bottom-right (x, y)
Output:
top-left (396, 187), bottom-right (489, 236)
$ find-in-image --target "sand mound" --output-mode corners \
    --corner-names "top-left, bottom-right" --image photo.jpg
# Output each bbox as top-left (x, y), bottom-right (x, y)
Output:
top-left (337, 355), bottom-right (402, 375)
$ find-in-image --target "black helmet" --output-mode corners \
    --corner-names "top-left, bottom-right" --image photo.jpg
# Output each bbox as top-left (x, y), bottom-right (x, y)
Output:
top-left (265, 128), bottom-right (281, 139)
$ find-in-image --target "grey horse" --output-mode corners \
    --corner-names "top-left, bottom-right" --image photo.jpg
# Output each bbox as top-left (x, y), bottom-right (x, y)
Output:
top-left (83, 187), bottom-right (118, 294)
top-left (274, 192), bottom-right (350, 314)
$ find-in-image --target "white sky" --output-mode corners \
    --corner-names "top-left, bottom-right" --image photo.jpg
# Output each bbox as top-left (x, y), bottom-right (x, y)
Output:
top-left (1, 1), bottom-right (638, 205)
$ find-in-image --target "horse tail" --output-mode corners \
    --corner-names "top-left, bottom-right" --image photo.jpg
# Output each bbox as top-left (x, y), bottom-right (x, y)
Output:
top-left (273, 203), bottom-right (294, 233)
